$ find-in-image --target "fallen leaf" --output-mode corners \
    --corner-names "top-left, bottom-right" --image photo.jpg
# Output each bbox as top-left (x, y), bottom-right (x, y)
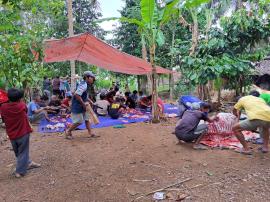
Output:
top-left (166, 192), bottom-right (175, 200)
top-left (176, 193), bottom-right (188, 201)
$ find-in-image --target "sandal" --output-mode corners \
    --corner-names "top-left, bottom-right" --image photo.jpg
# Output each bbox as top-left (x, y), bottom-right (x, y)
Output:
top-left (235, 148), bottom-right (252, 155)
top-left (64, 130), bottom-right (73, 140)
top-left (258, 147), bottom-right (269, 153)
top-left (193, 144), bottom-right (208, 150)
top-left (89, 134), bottom-right (100, 138)
top-left (251, 138), bottom-right (263, 145)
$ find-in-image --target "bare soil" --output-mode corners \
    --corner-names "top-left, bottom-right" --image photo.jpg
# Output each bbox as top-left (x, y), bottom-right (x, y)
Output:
top-left (1, 119), bottom-right (270, 202)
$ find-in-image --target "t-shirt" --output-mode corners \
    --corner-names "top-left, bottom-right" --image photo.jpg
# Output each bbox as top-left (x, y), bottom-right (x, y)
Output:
top-left (43, 79), bottom-right (51, 91)
top-left (260, 93), bottom-right (270, 105)
top-left (48, 99), bottom-right (61, 107)
top-left (52, 78), bottom-right (60, 90)
top-left (130, 94), bottom-right (138, 102)
top-left (175, 110), bottom-right (208, 135)
top-left (71, 80), bottom-right (88, 114)
top-left (59, 79), bottom-right (65, 90)
top-left (108, 102), bottom-right (122, 117)
top-left (27, 101), bottom-right (40, 117)
top-left (234, 95), bottom-right (270, 122)
top-left (157, 97), bottom-right (165, 113)
top-left (64, 81), bottom-right (70, 92)
top-left (1, 102), bottom-right (32, 140)
top-left (61, 98), bottom-right (70, 107)
top-left (126, 96), bottom-right (136, 109)
top-left (95, 100), bottom-right (110, 115)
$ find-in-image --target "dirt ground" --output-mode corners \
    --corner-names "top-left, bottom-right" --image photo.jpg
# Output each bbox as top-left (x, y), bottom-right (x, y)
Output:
top-left (1, 119), bottom-right (270, 202)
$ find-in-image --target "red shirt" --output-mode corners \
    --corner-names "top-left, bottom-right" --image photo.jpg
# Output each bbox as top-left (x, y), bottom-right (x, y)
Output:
top-left (61, 98), bottom-right (70, 107)
top-left (157, 98), bottom-right (165, 113)
top-left (1, 101), bottom-right (32, 140)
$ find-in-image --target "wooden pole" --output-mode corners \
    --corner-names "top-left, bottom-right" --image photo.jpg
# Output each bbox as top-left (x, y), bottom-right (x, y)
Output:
top-left (67, 0), bottom-right (76, 92)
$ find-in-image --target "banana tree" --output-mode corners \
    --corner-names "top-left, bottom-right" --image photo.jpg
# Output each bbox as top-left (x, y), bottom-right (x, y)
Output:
top-left (100, 0), bottom-right (209, 121)
top-left (119, 0), bottom-right (179, 122)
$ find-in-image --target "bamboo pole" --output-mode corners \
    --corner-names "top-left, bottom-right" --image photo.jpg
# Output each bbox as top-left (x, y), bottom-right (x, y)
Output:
top-left (67, 0), bottom-right (76, 92)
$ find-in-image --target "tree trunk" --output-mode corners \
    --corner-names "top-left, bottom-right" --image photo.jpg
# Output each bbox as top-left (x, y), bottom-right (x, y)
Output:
top-left (137, 75), bottom-right (141, 92)
top-left (205, 9), bottom-right (212, 42)
top-left (150, 44), bottom-right (159, 123)
top-left (189, 10), bottom-right (199, 56)
top-left (147, 74), bottom-right (152, 94)
top-left (236, 0), bottom-right (242, 10)
top-left (217, 88), bottom-right (221, 105)
top-left (141, 76), bottom-right (148, 94)
top-left (169, 73), bottom-right (174, 101)
top-left (141, 36), bottom-right (149, 94)
top-left (67, 0), bottom-right (76, 92)
top-left (169, 28), bottom-right (176, 101)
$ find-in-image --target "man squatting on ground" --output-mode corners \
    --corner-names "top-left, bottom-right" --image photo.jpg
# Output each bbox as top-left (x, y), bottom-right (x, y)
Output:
top-left (174, 102), bottom-right (219, 150)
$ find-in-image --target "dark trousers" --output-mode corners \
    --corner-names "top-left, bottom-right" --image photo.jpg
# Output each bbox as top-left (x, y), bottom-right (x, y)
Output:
top-left (10, 134), bottom-right (31, 175)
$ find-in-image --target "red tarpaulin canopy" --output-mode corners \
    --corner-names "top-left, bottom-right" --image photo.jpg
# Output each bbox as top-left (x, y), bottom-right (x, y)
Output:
top-left (44, 33), bottom-right (171, 75)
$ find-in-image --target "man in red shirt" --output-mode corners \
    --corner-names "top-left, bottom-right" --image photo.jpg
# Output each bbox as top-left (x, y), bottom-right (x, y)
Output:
top-left (1, 88), bottom-right (40, 178)
top-left (61, 93), bottom-right (72, 110)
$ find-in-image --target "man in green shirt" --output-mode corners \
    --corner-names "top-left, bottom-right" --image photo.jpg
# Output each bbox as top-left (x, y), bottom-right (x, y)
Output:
top-left (260, 93), bottom-right (270, 105)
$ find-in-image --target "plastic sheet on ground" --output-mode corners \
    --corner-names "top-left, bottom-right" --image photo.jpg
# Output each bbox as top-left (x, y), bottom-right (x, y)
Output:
top-left (201, 113), bottom-right (260, 149)
top-left (38, 104), bottom-right (178, 133)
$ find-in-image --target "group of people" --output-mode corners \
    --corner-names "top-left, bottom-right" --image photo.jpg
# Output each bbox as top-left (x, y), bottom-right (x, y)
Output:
top-left (43, 76), bottom-right (71, 99)
top-left (2, 69), bottom-right (269, 180)
top-left (94, 87), bottom-right (164, 120)
top-left (0, 71), bottom-right (96, 178)
top-left (174, 90), bottom-right (270, 154)
top-left (0, 70), bottom-right (165, 178)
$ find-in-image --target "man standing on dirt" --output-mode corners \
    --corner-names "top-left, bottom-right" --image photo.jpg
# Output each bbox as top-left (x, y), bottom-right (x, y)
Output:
top-left (232, 91), bottom-right (270, 154)
top-left (52, 76), bottom-right (60, 96)
top-left (65, 71), bottom-right (97, 140)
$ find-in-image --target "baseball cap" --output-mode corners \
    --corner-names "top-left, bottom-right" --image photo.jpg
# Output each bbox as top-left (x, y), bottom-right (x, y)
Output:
top-left (191, 102), bottom-right (200, 110)
top-left (83, 71), bottom-right (95, 78)
top-left (66, 91), bottom-right (72, 97)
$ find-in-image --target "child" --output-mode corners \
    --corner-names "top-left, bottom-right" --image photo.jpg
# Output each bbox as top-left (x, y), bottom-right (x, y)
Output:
top-left (108, 97), bottom-right (126, 119)
top-left (138, 96), bottom-right (151, 109)
top-left (28, 94), bottom-right (50, 123)
top-left (1, 88), bottom-right (40, 178)
top-left (106, 90), bottom-right (116, 104)
top-left (175, 103), bottom-right (218, 150)
top-left (94, 93), bottom-right (110, 116)
top-left (125, 92), bottom-right (136, 109)
top-left (61, 92), bottom-right (72, 110)
top-left (130, 90), bottom-right (138, 103)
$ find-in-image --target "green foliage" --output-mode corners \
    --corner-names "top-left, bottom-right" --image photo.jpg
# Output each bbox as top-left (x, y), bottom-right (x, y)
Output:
top-left (175, 6), bottom-right (270, 92)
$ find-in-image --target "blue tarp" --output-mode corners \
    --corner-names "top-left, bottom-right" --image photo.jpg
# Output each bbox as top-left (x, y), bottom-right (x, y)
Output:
top-left (38, 104), bottom-right (179, 133)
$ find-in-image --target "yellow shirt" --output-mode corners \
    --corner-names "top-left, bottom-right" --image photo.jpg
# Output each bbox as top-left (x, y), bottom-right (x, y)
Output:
top-left (234, 95), bottom-right (270, 121)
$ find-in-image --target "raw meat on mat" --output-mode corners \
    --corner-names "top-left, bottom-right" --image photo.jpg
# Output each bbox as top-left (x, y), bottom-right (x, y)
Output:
top-left (201, 113), bottom-right (260, 149)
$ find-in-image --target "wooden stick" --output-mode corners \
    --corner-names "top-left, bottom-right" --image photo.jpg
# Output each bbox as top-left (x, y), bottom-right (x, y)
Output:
top-left (133, 179), bottom-right (156, 182)
top-left (85, 102), bottom-right (99, 125)
top-left (145, 163), bottom-right (164, 169)
top-left (133, 178), bottom-right (192, 201)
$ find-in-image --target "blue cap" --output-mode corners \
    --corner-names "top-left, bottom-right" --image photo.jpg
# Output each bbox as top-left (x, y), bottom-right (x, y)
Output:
top-left (83, 71), bottom-right (95, 78)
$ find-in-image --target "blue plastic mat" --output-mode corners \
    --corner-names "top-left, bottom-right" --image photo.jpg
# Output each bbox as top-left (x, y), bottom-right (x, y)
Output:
top-left (38, 104), bottom-right (178, 133)
top-left (179, 95), bottom-right (202, 109)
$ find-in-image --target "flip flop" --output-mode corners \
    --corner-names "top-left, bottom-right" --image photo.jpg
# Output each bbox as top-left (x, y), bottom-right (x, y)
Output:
top-left (89, 134), bottom-right (100, 138)
top-left (251, 138), bottom-right (263, 145)
top-left (235, 148), bottom-right (252, 155)
top-left (193, 144), bottom-right (208, 150)
top-left (258, 147), bottom-right (269, 153)
top-left (64, 130), bottom-right (73, 140)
